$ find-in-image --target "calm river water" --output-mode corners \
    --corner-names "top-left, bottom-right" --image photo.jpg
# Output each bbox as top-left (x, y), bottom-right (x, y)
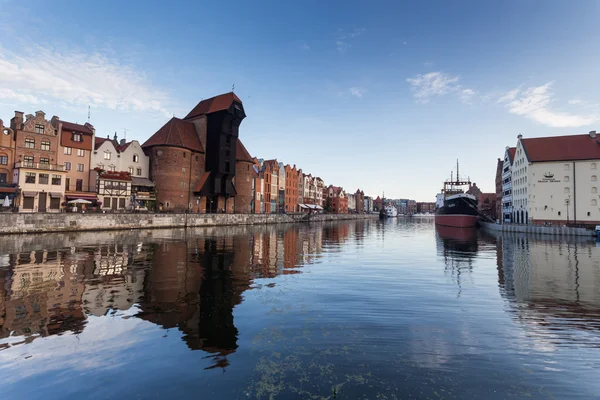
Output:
top-left (1, 218), bottom-right (600, 399)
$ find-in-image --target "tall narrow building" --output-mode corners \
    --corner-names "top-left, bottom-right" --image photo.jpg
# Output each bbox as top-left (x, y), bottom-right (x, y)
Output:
top-left (143, 92), bottom-right (252, 213)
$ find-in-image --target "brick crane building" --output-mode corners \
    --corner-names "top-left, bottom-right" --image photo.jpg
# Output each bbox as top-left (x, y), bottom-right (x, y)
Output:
top-left (142, 92), bottom-right (253, 213)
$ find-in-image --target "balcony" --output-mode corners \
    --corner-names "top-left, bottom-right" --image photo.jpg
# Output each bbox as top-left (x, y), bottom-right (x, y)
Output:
top-left (15, 162), bottom-right (65, 172)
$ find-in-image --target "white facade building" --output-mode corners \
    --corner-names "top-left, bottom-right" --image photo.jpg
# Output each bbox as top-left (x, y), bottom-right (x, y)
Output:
top-left (512, 131), bottom-right (600, 225)
top-left (501, 146), bottom-right (515, 223)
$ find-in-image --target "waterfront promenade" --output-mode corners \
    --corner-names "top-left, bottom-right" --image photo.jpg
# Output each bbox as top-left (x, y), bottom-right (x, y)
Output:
top-left (0, 212), bottom-right (377, 235)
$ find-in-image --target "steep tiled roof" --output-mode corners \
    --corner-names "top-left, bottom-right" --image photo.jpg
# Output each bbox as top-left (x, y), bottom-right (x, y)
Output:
top-left (142, 117), bottom-right (203, 152)
top-left (95, 137), bottom-right (114, 150)
top-left (508, 147), bottom-right (516, 163)
top-left (185, 92), bottom-right (242, 120)
top-left (521, 134), bottom-right (600, 162)
top-left (236, 140), bottom-right (253, 162)
top-left (59, 120), bottom-right (94, 135)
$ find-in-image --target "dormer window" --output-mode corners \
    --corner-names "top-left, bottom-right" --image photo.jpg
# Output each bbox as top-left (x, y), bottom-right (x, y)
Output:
top-left (35, 124), bottom-right (44, 134)
top-left (73, 133), bottom-right (82, 142)
top-left (104, 151), bottom-right (111, 160)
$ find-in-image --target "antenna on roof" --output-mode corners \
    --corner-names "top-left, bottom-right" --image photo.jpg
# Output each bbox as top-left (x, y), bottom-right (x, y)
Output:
top-left (87, 105), bottom-right (91, 123)
top-left (123, 128), bottom-right (129, 141)
top-left (232, 83), bottom-right (235, 92)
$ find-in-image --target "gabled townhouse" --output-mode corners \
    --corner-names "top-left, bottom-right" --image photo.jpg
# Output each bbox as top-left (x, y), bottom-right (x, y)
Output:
top-left (0, 119), bottom-right (17, 207)
top-left (501, 146), bottom-right (516, 223)
top-left (53, 118), bottom-right (96, 199)
top-left (11, 111), bottom-right (66, 212)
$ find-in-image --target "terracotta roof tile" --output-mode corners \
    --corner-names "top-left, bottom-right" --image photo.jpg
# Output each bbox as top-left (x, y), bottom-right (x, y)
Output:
top-left (236, 139), bottom-right (253, 162)
top-left (59, 120), bottom-right (94, 135)
top-left (508, 147), bottom-right (516, 163)
top-left (522, 134), bottom-right (600, 162)
top-left (185, 92), bottom-right (242, 120)
top-left (142, 117), bottom-right (203, 152)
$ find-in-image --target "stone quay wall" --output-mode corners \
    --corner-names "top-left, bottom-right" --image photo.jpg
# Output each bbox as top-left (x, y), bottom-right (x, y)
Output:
top-left (0, 213), bottom-right (378, 235)
top-left (480, 221), bottom-right (594, 237)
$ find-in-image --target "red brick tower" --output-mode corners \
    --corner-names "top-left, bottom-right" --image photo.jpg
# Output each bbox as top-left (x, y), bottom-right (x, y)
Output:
top-left (234, 140), bottom-right (255, 213)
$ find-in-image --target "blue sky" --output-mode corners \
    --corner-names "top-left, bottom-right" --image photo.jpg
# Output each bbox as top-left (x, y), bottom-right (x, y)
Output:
top-left (1, 0), bottom-right (598, 201)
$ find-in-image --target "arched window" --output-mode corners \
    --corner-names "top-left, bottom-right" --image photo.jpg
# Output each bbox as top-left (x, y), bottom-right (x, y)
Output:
top-left (593, 187), bottom-right (597, 194)
top-left (593, 199), bottom-right (598, 206)
top-left (564, 176), bottom-right (570, 182)
top-left (592, 163), bottom-right (597, 170)
top-left (593, 175), bottom-right (598, 182)
top-left (564, 187), bottom-right (570, 194)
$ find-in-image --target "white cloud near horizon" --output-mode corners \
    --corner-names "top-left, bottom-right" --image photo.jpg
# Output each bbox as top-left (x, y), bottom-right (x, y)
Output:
top-left (0, 44), bottom-right (173, 118)
top-left (349, 87), bottom-right (366, 98)
top-left (498, 82), bottom-right (597, 128)
top-left (406, 71), bottom-right (474, 104)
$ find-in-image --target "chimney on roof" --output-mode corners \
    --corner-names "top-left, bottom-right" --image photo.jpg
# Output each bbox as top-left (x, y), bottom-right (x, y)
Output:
top-left (517, 134), bottom-right (523, 139)
top-left (11, 111), bottom-right (24, 131)
top-left (106, 134), bottom-right (110, 139)
top-left (120, 138), bottom-right (126, 146)
top-left (35, 110), bottom-right (45, 119)
top-left (590, 130), bottom-right (597, 139)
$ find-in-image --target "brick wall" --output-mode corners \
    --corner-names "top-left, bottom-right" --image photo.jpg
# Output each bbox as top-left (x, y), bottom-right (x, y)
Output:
top-left (234, 160), bottom-right (254, 213)
top-left (149, 146), bottom-right (205, 212)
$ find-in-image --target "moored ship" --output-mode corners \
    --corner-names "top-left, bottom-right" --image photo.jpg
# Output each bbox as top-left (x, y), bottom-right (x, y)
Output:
top-left (435, 162), bottom-right (478, 228)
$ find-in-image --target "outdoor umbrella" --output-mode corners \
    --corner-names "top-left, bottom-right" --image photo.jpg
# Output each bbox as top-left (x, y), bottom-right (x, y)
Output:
top-left (2, 196), bottom-right (10, 207)
top-left (68, 199), bottom-right (92, 204)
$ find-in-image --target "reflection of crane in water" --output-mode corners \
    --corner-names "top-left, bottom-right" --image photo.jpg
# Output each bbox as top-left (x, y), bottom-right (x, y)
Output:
top-left (435, 226), bottom-right (478, 297)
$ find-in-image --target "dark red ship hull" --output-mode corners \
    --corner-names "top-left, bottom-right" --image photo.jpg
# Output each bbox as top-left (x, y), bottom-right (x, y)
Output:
top-left (434, 214), bottom-right (478, 228)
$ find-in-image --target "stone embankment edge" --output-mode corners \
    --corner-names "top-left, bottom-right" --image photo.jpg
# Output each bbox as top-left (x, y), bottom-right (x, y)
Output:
top-left (480, 221), bottom-right (594, 237)
top-left (0, 213), bottom-right (378, 235)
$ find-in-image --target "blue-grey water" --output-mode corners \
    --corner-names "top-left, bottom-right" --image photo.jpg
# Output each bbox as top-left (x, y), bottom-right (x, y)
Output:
top-left (1, 218), bottom-right (600, 399)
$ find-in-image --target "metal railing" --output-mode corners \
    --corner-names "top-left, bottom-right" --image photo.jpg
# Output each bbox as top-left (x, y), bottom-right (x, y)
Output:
top-left (15, 162), bottom-right (65, 171)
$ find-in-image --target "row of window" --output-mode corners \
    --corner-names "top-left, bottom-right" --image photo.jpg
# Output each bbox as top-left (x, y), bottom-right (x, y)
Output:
top-left (103, 151), bottom-right (140, 163)
top-left (96, 164), bottom-right (142, 175)
top-left (24, 172), bottom-right (62, 185)
top-left (62, 162), bottom-right (85, 172)
top-left (24, 138), bottom-right (51, 150)
top-left (64, 147), bottom-right (85, 156)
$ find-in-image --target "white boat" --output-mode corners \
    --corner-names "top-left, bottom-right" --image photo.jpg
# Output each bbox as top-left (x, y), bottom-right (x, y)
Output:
top-left (384, 205), bottom-right (398, 217)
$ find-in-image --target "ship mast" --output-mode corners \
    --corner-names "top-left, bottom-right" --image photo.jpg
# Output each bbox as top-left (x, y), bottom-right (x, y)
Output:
top-left (456, 159), bottom-right (459, 183)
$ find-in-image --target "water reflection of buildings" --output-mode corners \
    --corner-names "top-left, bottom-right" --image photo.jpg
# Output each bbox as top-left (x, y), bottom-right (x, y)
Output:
top-left (487, 232), bottom-right (600, 342)
top-left (0, 222), bottom-right (367, 363)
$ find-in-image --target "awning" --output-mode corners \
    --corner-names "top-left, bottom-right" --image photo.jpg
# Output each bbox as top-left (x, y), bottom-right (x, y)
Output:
top-left (315, 205), bottom-right (324, 210)
top-left (131, 177), bottom-right (155, 187)
top-left (135, 195), bottom-right (156, 200)
top-left (22, 191), bottom-right (37, 197)
top-left (0, 187), bottom-right (17, 193)
top-left (299, 204), bottom-right (309, 209)
top-left (66, 194), bottom-right (98, 201)
top-left (49, 192), bottom-right (62, 198)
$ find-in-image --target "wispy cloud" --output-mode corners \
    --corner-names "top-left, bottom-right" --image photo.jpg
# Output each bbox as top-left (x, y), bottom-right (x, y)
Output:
top-left (300, 42), bottom-right (310, 51)
top-left (459, 88), bottom-right (476, 104)
top-left (568, 98), bottom-right (584, 105)
top-left (349, 87), bottom-right (366, 98)
top-left (336, 28), bottom-right (366, 54)
top-left (0, 44), bottom-right (173, 118)
top-left (498, 82), bottom-right (597, 128)
top-left (406, 71), bottom-right (474, 104)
